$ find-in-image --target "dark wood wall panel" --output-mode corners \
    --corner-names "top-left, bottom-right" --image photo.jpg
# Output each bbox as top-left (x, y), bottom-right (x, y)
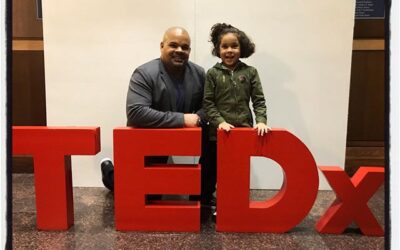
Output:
top-left (347, 51), bottom-right (385, 143)
top-left (344, 18), bottom-right (385, 175)
top-left (13, 0), bottom-right (43, 38)
top-left (354, 20), bottom-right (384, 39)
top-left (12, 51), bottom-right (46, 125)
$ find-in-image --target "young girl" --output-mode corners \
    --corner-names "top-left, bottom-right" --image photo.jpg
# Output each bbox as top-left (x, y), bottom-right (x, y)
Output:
top-left (200, 23), bottom-right (268, 211)
top-left (204, 23), bottom-right (268, 139)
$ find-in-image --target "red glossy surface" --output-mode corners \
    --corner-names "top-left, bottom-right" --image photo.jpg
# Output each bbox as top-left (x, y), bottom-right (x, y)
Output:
top-left (216, 128), bottom-right (319, 232)
top-left (113, 128), bottom-right (201, 231)
top-left (316, 166), bottom-right (384, 236)
top-left (12, 126), bottom-right (101, 230)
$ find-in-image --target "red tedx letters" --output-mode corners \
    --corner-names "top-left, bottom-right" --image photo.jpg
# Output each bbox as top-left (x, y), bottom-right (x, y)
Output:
top-left (12, 126), bottom-right (384, 235)
top-left (113, 128), bottom-right (201, 231)
top-left (12, 126), bottom-right (100, 230)
top-left (216, 129), bottom-right (319, 232)
top-left (316, 166), bottom-right (384, 236)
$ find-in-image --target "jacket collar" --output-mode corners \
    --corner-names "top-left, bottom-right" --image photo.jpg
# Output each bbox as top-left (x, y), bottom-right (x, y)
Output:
top-left (214, 60), bottom-right (246, 72)
top-left (158, 59), bottom-right (195, 112)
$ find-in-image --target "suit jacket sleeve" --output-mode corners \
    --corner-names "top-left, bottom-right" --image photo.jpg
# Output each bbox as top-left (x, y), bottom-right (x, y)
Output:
top-left (126, 67), bottom-right (184, 128)
top-left (194, 67), bottom-right (207, 123)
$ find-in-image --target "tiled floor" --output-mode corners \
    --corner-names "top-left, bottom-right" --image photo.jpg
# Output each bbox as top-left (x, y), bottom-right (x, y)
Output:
top-left (13, 174), bottom-right (385, 250)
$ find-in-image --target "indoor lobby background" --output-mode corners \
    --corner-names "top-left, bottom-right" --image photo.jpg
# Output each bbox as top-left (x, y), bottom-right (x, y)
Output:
top-left (13, 0), bottom-right (385, 187)
top-left (12, 0), bottom-right (386, 249)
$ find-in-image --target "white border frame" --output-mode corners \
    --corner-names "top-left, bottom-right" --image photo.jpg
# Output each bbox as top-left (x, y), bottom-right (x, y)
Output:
top-left (1, 0), bottom-right (8, 246)
top-left (390, 0), bottom-right (399, 248)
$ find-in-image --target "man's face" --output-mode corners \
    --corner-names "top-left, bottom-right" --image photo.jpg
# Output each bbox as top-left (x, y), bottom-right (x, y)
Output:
top-left (160, 29), bottom-right (191, 70)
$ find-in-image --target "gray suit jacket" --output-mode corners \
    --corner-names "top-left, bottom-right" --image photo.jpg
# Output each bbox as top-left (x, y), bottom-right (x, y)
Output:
top-left (126, 58), bottom-right (206, 127)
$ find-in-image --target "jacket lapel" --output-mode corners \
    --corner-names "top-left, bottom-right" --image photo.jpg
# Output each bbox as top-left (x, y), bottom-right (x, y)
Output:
top-left (183, 65), bottom-right (194, 112)
top-left (159, 61), bottom-right (177, 111)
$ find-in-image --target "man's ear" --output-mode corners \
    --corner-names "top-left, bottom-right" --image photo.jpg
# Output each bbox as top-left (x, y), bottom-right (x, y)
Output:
top-left (160, 42), bottom-right (164, 49)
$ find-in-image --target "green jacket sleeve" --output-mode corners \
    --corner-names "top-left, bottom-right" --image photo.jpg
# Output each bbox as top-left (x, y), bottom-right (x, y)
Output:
top-left (203, 70), bottom-right (226, 126)
top-left (250, 68), bottom-right (267, 124)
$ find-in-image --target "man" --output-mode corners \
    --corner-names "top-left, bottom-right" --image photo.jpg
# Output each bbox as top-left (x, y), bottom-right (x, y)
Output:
top-left (101, 27), bottom-right (216, 207)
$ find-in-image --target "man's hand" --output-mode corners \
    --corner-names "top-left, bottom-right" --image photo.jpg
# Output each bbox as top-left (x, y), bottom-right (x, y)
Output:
top-left (254, 122), bottom-right (270, 136)
top-left (218, 122), bottom-right (235, 132)
top-left (184, 114), bottom-right (200, 127)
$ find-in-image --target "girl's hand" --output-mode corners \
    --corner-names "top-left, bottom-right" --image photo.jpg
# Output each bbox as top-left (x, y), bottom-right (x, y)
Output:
top-left (255, 123), bottom-right (270, 136)
top-left (218, 122), bottom-right (235, 132)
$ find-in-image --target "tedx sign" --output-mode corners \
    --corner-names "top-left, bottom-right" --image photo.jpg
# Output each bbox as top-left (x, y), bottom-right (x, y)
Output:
top-left (12, 126), bottom-right (384, 235)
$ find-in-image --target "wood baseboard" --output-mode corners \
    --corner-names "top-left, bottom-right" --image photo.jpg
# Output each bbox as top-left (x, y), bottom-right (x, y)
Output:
top-left (12, 156), bottom-right (33, 173)
top-left (344, 146), bottom-right (385, 176)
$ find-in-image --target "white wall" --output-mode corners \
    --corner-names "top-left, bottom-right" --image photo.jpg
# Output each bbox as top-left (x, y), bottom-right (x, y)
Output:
top-left (43, 0), bottom-right (355, 189)
top-left (391, 0), bottom-right (400, 248)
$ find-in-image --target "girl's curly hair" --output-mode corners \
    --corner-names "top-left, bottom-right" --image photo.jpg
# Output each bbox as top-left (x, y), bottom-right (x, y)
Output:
top-left (210, 23), bottom-right (255, 58)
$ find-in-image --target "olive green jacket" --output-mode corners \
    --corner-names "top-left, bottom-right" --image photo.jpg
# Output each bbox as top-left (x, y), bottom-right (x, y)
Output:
top-left (203, 61), bottom-right (267, 140)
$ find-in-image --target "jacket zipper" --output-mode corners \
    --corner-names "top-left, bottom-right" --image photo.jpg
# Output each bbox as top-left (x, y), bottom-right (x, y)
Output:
top-left (231, 70), bottom-right (238, 125)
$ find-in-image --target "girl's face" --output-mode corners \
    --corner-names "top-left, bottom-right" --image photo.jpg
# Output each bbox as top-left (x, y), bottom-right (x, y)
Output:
top-left (219, 33), bottom-right (240, 70)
